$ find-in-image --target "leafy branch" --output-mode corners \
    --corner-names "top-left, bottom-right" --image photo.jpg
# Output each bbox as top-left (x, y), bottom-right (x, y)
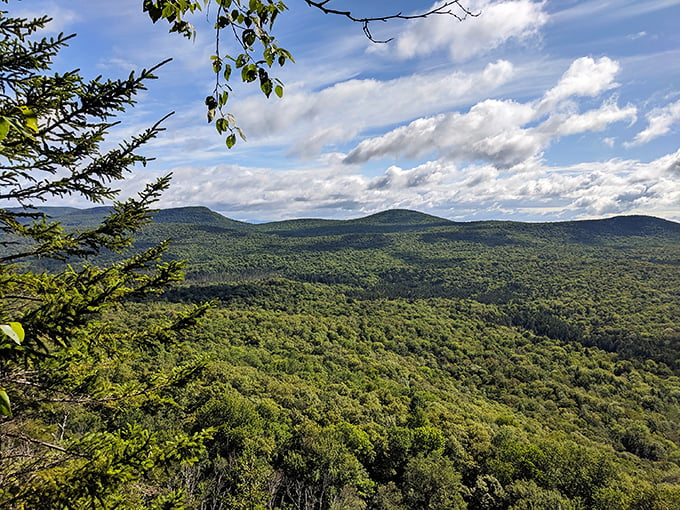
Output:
top-left (143, 0), bottom-right (476, 146)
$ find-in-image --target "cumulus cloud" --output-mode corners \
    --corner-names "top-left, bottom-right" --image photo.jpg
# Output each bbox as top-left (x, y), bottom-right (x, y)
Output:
top-left (368, 162), bottom-right (447, 191)
top-left (343, 99), bottom-right (540, 167)
top-left (627, 99), bottom-right (680, 146)
top-left (394, 0), bottom-right (548, 62)
top-left (344, 57), bottom-right (634, 169)
top-left (539, 57), bottom-right (620, 111)
top-left (232, 60), bottom-right (515, 156)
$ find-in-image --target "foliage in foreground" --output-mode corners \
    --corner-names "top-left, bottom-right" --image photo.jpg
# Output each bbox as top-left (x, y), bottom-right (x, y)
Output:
top-left (0, 6), bottom-right (210, 507)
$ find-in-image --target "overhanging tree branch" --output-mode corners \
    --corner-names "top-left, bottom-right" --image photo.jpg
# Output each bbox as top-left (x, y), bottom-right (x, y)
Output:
top-left (303, 0), bottom-right (480, 42)
top-left (144, 0), bottom-right (478, 145)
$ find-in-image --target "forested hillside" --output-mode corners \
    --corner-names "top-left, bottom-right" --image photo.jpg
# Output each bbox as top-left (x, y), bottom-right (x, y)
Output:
top-left (144, 208), bottom-right (679, 366)
top-left (6, 206), bottom-right (678, 508)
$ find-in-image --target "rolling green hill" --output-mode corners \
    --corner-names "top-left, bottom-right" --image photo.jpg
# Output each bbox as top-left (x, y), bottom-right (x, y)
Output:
top-left (154, 206), bottom-right (253, 230)
top-left (4, 206), bottom-right (680, 508)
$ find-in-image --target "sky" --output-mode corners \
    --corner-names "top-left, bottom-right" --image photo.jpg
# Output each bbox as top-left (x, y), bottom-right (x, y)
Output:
top-left (10, 0), bottom-right (680, 222)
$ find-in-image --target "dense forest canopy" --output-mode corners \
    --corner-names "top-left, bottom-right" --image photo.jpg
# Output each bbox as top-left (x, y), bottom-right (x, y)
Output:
top-left (5, 202), bottom-right (679, 508)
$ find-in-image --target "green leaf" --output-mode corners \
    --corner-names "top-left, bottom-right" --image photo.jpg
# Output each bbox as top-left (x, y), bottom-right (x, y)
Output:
top-left (17, 106), bottom-right (38, 133)
top-left (263, 48), bottom-right (274, 67)
top-left (241, 64), bottom-right (257, 83)
top-left (242, 29), bottom-right (256, 47)
top-left (218, 90), bottom-right (229, 107)
top-left (260, 79), bottom-right (272, 97)
top-left (162, 4), bottom-right (176, 18)
top-left (1, 322), bottom-right (24, 344)
top-left (144, 1), bottom-right (163, 23)
top-left (274, 84), bottom-right (284, 98)
top-left (0, 390), bottom-right (11, 417)
top-left (226, 134), bottom-right (236, 148)
top-left (0, 117), bottom-right (10, 141)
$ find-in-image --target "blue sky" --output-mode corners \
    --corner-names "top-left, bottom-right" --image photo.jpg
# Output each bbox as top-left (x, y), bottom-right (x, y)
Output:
top-left (12, 0), bottom-right (680, 222)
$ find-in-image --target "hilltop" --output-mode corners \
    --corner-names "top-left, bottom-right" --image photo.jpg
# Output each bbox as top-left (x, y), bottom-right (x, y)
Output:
top-left (23, 205), bottom-right (679, 238)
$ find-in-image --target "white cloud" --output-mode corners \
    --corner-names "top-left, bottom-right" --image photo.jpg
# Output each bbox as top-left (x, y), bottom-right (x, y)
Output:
top-left (394, 0), bottom-right (548, 62)
top-left (368, 162), bottom-right (447, 191)
top-left (627, 31), bottom-right (647, 40)
top-left (344, 57), bottom-right (632, 168)
top-left (627, 99), bottom-right (680, 146)
top-left (342, 98), bottom-right (540, 167)
top-left (541, 101), bottom-right (637, 137)
top-left (539, 57), bottom-right (620, 111)
top-left (232, 60), bottom-right (516, 156)
top-left (97, 57), bottom-right (141, 73)
top-left (440, 150), bottom-right (680, 218)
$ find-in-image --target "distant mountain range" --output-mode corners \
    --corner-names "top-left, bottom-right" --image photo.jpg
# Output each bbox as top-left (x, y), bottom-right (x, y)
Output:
top-left (17, 205), bottom-right (680, 238)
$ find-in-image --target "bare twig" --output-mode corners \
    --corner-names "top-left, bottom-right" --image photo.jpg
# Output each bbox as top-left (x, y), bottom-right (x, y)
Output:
top-left (303, 0), bottom-right (480, 42)
top-left (2, 432), bottom-right (73, 455)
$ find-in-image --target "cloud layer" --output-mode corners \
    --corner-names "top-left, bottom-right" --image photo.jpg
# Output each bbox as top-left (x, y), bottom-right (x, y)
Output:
top-left (137, 54), bottom-right (674, 222)
top-left (232, 60), bottom-right (516, 157)
top-left (344, 57), bottom-right (635, 168)
top-left (123, 146), bottom-right (679, 222)
top-left (86, 55), bottom-right (680, 223)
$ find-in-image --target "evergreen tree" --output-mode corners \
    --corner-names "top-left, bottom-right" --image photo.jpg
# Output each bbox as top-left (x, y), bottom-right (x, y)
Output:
top-left (0, 4), bottom-right (210, 507)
